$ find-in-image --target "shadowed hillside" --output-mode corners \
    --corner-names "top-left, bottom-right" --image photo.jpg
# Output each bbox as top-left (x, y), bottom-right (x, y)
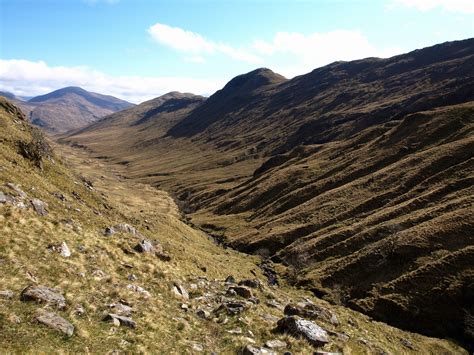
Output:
top-left (64, 38), bottom-right (474, 349)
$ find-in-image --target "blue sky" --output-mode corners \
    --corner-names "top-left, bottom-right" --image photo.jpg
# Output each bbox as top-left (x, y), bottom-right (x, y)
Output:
top-left (1, 0), bottom-right (473, 102)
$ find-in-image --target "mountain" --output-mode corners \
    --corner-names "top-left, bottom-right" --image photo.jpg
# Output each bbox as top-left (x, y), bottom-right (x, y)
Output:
top-left (13, 86), bottom-right (134, 134)
top-left (63, 38), bottom-right (474, 349)
top-left (3, 98), bottom-right (466, 353)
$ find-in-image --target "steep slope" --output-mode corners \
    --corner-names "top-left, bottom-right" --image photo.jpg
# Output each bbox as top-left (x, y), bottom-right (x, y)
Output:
top-left (3, 98), bottom-right (466, 353)
top-left (63, 38), bottom-right (474, 348)
top-left (17, 87), bottom-right (134, 134)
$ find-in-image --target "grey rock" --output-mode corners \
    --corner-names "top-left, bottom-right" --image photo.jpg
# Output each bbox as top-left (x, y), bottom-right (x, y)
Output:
top-left (109, 303), bottom-right (132, 317)
top-left (261, 313), bottom-right (279, 323)
top-left (30, 198), bottom-right (48, 216)
top-left (35, 310), bottom-right (74, 336)
top-left (59, 241), bottom-right (71, 257)
top-left (243, 345), bottom-right (276, 355)
top-left (103, 313), bottom-right (136, 328)
top-left (196, 309), bottom-right (210, 319)
top-left (214, 300), bottom-right (247, 315)
top-left (104, 227), bottom-right (115, 236)
top-left (114, 223), bottom-right (142, 237)
top-left (225, 275), bottom-right (236, 284)
top-left (276, 316), bottom-right (329, 346)
top-left (7, 183), bottom-right (26, 198)
top-left (0, 290), bottom-right (14, 299)
top-left (228, 285), bottom-right (253, 299)
top-left (238, 279), bottom-right (262, 289)
top-left (284, 302), bottom-right (337, 324)
top-left (74, 304), bottom-right (86, 316)
top-left (126, 284), bottom-right (151, 298)
top-left (400, 338), bottom-right (415, 350)
top-left (156, 250), bottom-right (172, 261)
top-left (0, 191), bottom-right (7, 203)
top-left (265, 339), bottom-right (287, 349)
top-left (20, 285), bottom-right (66, 310)
top-left (227, 327), bottom-right (242, 334)
top-left (128, 274), bottom-right (138, 281)
top-left (134, 239), bottom-right (154, 253)
top-left (172, 283), bottom-right (189, 300)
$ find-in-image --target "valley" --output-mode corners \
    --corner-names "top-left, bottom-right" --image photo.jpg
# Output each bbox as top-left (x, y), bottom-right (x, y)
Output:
top-left (62, 39), bottom-right (474, 349)
top-left (0, 97), bottom-right (466, 353)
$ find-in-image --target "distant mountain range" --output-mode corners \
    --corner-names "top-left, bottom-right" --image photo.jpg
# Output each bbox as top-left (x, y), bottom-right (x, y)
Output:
top-left (0, 87), bottom-right (134, 133)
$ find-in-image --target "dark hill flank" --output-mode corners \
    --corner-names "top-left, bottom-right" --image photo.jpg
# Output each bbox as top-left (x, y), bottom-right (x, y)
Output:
top-left (64, 38), bottom-right (474, 348)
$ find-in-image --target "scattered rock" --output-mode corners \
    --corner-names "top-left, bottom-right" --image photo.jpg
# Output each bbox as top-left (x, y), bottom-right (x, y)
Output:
top-left (0, 191), bottom-right (7, 203)
top-left (265, 339), bottom-right (287, 349)
top-left (20, 285), bottom-right (66, 310)
top-left (214, 300), bottom-right (247, 315)
top-left (104, 227), bottom-right (115, 236)
top-left (52, 192), bottom-right (66, 201)
top-left (35, 310), bottom-right (74, 336)
top-left (74, 304), bottom-right (86, 316)
top-left (227, 327), bottom-right (242, 334)
top-left (0, 290), bottom-right (14, 299)
top-left (59, 242), bottom-right (71, 257)
top-left (228, 285), bottom-right (253, 299)
top-left (7, 183), bottom-right (26, 198)
top-left (114, 223), bottom-right (142, 237)
top-left (109, 303), bottom-right (132, 317)
top-left (276, 316), bottom-right (329, 346)
top-left (284, 302), bottom-right (337, 324)
top-left (265, 299), bottom-right (284, 310)
top-left (8, 313), bottom-right (21, 324)
top-left (134, 239), bottom-right (154, 253)
top-left (92, 269), bottom-right (107, 279)
top-left (172, 283), bottom-right (189, 300)
top-left (155, 250), bottom-right (172, 261)
top-left (239, 279), bottom-right (262, 289)
top-left (400, 338), bottom-right (415, 350)
top-left (191, 343), bottom-right (204, 352)
top-left (225, 275), bottom-right (236, 284)
top-left (128, 274), bottom-right (138, 281)
top-left (103, 313), bottom-right (136, 328)
top-left (126, 284), bottom-right (151, 298)
top-left (196, 309), bottom-right (211, 319)
top-left (243, 345), bottom-right (276, 355)
top-left (30, 198), bottom-right (48, 216)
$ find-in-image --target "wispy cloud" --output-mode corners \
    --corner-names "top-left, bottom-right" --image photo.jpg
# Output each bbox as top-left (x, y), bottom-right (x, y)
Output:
top-left (148, 23), bottom-right (402, 77)
top-left (148, 22), bottom-right (263, 64)
top-left (388, 0), bottom-right (474, 14)
top-left (0, 59), bottom-right (225, 103)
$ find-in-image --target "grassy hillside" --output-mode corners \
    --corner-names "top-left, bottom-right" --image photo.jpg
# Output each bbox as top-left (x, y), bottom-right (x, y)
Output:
top-left (3, 98), bottom-right (467, 353)
top-left (62, 39), bottom-right (474, 349)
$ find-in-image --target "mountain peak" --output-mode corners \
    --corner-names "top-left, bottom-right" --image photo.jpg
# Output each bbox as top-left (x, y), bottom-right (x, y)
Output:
top-left (222, 68), bottom-right (286, 93)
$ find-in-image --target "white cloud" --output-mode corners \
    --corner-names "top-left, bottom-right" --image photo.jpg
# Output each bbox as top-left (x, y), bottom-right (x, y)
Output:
top-left (0, 59), bottom-right (225, 103)
top-left (148, 22), bottom-right (263, 64)
top-left (389, 0), bottom-right (474, 13)
top-left (252, 30), bottom-right (402, 77)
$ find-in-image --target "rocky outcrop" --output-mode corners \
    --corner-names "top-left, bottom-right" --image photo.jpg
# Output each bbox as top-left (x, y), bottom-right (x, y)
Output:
top-left (276, 316), bottom-right (329, 346)
top-left (20, 285), bottom-right (67, 310)
top-left (35, 310), bottom-right (74, 336)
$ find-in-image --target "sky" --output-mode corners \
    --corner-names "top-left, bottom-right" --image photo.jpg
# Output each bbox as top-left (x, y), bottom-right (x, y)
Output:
top-left (0, 0), bottom-right (473, 103)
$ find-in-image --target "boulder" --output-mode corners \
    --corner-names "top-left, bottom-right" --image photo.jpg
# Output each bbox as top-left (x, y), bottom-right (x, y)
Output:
top-left (196, 309), bottom-right (211, 319)
top-left (30, 198), bottom-right (48, 216)
top-left (238, 279), bottom-right (262, 289)
top-left (114, 223), bottom-right (142, 237)
top-left (276, 316), bottom-right (329, 346)
top-left (109, 303), bottom-right (132, 317)
top-left (228, 285), bottom-right (253, 299)
top-left (35, 310), bottom-right (74, 336)
top-left (134, 239), bottom-right (154, 253)
top-left (7, 183), bottom-right (27, 198)
top-left (104, 227), bottom-right (115, 236)
top-left (20, 285), bottom-right (66, 310)
top-left (0, 191), bottom-right (7, 203)
top-left (284, 302), bottom-right (337, 324)
top-left (103, 313), bottom-right (136, 328)
top-left (126, 284), bottom-right (151, 298)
